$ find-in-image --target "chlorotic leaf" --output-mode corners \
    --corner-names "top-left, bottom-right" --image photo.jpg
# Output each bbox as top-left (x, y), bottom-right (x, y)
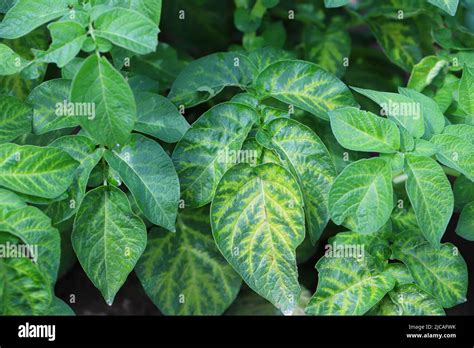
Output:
top-left (261, 117), bottom-right (336, 243)
top-left (404, 154), bottom-right (454, 247)
top-left (27, 79), bottom-right (78, 135)
top-left (393, 234), bottom-right (468, 308)
top-left (211, 163), bottom-right (305, 314)
top-left (255, 60), bottom-right (357, 120)
top-left (104, 134), bottom-right (180, 232)
top-left (328, 158), bottom-right (394, 233)
top-left (0, 95), bottom-right (32, 143)
top-left (172, 102), bottom-right (258, 208)
top-left (72, 186), bottom-right (147, 305)
top-left (305, 255), bottom-right (395, 315)
top-left (329, 106), bottom-right (400, 153)
top-left (0, 205), bottom-right (60, 283)
top-left (0, 143), bottom-right (78, 199)
top-left (168, 52), bottom-right (256, 107)
top-left (136, 207), bottom-right (242, 315)
top-left (0, 258), bottom-right (52, 315)
top-left (43, 136), bottom-right (104, 224)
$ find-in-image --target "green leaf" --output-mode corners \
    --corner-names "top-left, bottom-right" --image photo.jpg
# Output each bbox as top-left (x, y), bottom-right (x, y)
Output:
top-left (136, 207), bottom-right (241, 315)
top-left (70, 54), bottom-right (137, 147)
top-left (168, 52), bottom-right (256, 107)
top-left (0, 95), bottom-right (32, 143)
top-left (0, 205), bottom-right (60, 283)
top-left (0, 43), bottom-right (29, 75)
top-left (456, 201), bottom-right (474, 241)
top-left (453, 175), bottom-right (474, 211)
top-left (129, 0), bottom-right (162, 24)
top-left (443, 124), bottom-right (474, 142)
top-left (27, 79), bottom-right (79, 135)
top-left (404, 154), bottom-right (453, 247)
top-left (43, 136), bottom-right (104, 224)
top-left (247, 47), bottom-right (294, 75)
top-left (329, 158), bottom-right (394, 233)
top-left (392, 234), bottom-right (468, 308)
top-left (72, 186), bottom-right (147, 305)
top-left (211, 163), bottom-right (305, 314)
top-left (329, 106), bottom-right (401, 153)
top-left (133, 92), bottom-right (189, 143)
top-left (351, 87), bottom-right (425, 138)
top-left (459, 66), bottom-right (474, 117)
top-left (427, 0), bottom-right (459, 16)
top-left (255, 60), bottom-right (357, 120)
top-left (324, 0), bottom-right (350, 8)
top-left (0, 188), bottom-right (26, 211)
top-left (431, 134), bottom-right (474, 181)
top-left (398, 88), bottom-right (446, 139)
top-left (172, 102), bottom-right (258, 208)
top-left (367, 17), bottom-right (422, 71)
top-left (94, 8), bottom-right (158, 55)
top-left (34, 21), bottom-right (87, 68)
top-left (0, 0), bottom-right (72, 39)
top-left (260, 117), bottom-right (336, 243)
top-left (0, 143), bottom-right (78, 199)
top-left (104, 134), bottom-right (179, 232)
top-left (407, 56), bottom-right (447, 92)
top-left (305, 255), bottom-right (395, 315)
top-left (0, 258), bottom-right (52, 315)
top-left (434, 74), bottom-right (459, 113)
top-left (48, 297), bottom-right (75, 315)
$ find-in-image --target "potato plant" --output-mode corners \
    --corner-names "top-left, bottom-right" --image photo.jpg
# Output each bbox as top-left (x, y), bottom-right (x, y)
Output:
top-left (0, 0), bottom-right (473, 316)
